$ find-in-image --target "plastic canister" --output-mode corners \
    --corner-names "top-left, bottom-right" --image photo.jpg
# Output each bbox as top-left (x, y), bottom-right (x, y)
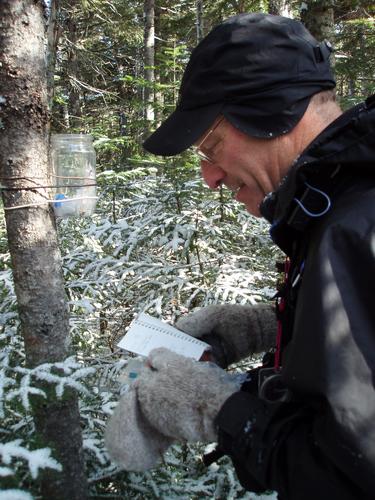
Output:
top-left (51, 134), bottom-right (97, 217)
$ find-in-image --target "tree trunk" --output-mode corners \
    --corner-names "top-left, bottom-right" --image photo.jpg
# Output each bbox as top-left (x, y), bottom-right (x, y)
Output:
top-left (268, 0), bottom-right (292, 17)
top-left (196, 0), bottom-right (204, 43)
top-left (144, 0), bottom-right (155, 123)
top-left (0, 2), bottom-right (88, 499)
top-left (66, 15), bottom-right (82, 129)
top-left (47, 0), bottom-right (61, 110)
top-left (154, 7), bottom-right (163, 127)
top-left (300, 0), bottom-right (335, 43)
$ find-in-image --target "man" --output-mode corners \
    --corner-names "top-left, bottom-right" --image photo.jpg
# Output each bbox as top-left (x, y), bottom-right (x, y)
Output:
top-left (105, 13), bottom-right (375, 499)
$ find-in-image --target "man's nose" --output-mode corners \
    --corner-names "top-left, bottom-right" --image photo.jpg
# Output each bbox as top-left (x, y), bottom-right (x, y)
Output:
top-left (201, 162), bottom-right (225, 189)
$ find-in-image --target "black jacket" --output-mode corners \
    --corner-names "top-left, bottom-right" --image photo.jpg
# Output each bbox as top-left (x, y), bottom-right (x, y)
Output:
top-left (215, 95), bottom-right (375, 499)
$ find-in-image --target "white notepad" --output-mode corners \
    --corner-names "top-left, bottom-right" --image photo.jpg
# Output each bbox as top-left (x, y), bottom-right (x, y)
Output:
top-left (117, 313), bottom-right (209, 360)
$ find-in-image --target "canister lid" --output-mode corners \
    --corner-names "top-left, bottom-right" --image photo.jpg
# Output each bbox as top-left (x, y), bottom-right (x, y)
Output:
top-left (51, 134), bottom-right (93, 143)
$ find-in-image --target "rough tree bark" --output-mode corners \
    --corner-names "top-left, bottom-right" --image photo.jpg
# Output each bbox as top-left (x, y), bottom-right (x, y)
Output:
top-left (300, 0), bottom-right (335, 43)
top-left (144, 0), bottom-right (155, 123)
top-left (0, 1), bottom-right (88, 499)
top-left (196, 0), bottom-right (204, 43)
top-left (47, 0), bottom-right (60, 109)
top-left (268, 0), bottom-right (292, 17)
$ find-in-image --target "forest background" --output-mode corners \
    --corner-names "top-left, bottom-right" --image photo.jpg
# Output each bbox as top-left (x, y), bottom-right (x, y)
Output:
top-left (0, 1), bottom-right (374, 499)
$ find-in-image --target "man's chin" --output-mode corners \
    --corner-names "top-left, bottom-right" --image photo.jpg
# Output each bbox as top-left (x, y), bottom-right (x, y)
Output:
top-left (243, 202), bottom-right (261, 217)
top-left (239, 197), bottom-right (262, 217)
top-left (248, 208), bottom-right (261, 217)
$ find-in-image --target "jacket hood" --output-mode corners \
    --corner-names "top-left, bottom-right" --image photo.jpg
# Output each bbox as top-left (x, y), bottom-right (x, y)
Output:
top-left (260, 94), bottom-right (375, 253)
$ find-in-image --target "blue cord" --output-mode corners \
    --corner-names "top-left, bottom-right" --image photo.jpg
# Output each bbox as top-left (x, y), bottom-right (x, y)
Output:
top-left (293, 182), bottom-right (331, 218)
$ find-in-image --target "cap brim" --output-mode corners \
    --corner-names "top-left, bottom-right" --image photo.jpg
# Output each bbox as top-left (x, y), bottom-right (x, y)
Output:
top-left (143, 102), bottom-right (223, 156)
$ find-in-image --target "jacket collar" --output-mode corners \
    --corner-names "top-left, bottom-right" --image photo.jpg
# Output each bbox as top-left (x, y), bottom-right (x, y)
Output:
top-left (260, 95), bottom-right (375, 253)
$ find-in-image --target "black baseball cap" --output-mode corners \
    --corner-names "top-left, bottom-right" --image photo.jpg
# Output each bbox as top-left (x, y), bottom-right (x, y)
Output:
top-left (143, 13), bottom-right (335, 156)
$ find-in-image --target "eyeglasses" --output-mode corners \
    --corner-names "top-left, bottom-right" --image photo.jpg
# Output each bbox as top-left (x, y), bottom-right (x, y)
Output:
top-left (191, 116), bottom-right (224, 164)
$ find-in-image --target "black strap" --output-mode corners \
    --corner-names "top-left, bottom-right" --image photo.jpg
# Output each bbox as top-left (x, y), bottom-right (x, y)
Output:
top-left (314, 40), bottom-right (333, 63)
top-left (202, 445), bottom-right (225, 466)
top-left (365, 93), bottom-right (375, 109)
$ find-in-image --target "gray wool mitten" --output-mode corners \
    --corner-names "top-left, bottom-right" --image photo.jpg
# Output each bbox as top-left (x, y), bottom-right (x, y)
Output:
top-left (105, 386), bottom-right (173, 471)
top-left (136, 348), bottom-right (240, 443)
top-left (176, 303), bottom-right (277, 368)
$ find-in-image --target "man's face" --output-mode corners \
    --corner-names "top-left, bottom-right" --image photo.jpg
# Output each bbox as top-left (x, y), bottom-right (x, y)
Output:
top-left (195, 117), bottom-right (294, 216)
